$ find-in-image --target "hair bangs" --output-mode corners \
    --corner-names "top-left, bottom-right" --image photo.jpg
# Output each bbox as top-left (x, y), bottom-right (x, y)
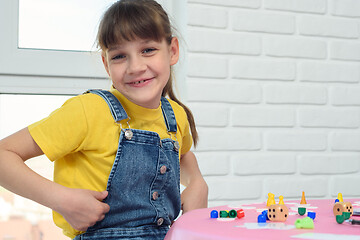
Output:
top-left (98, 1), bottom-right (170, 50)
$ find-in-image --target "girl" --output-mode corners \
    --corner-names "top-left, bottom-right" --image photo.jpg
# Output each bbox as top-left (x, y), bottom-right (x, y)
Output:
top-left (0, 0), bottom-right (208, 239)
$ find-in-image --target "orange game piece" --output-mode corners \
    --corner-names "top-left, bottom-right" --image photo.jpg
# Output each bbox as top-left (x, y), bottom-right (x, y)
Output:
top-left (279, 195), bottom-right (284, 205)
top-left (300, 191), bottom-right (307, 204)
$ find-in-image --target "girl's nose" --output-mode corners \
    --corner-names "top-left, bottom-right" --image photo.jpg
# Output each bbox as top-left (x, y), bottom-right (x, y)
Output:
top-left (126, 56), bottom-right (146, 74)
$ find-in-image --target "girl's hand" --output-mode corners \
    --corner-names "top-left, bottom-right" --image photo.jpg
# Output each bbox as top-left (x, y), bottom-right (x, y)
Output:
top-left (55, 189), bottom-right (110, 232)
top-left (0, 128), bottom-right (110, 232)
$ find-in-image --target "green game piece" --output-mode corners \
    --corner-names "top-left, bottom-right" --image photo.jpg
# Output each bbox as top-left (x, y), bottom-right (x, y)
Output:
top-left (229, 210), bottom-right (237, 218)
top-left (220, 210), bottom-right (228, 218)
top-left (295, 217), bottom-right (314, 229)
top-left (298, 207), bottom-right (306, 216)
top-left (342, 212), bottom-right (351, 220)
top-left (336, 214), bottom-right (345, 224)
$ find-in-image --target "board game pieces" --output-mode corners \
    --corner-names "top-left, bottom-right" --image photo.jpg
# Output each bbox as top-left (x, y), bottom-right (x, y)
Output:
top-left (295, 217), bottom-right (314, 229)
top-left (300, 191), bottom-right (307, 204)
top-left (333, 202), bottom-right (353, 217)
top-left (267, 192), bottom-right (276, 206)
top-left (210, 209), bottom-right (245, 219)
top-left (267, 204), bottom-right (289, 222)
top-left (298, 207), bottom-right (306, 216)
top-left (338, 193), bottom-right (344, 202)
top-left (237, 209), bottom-right (245, 218)
top-left (307, 211), bottom-right (316, 220)
top-left (278, 195), bottom-right (284, 205)
top-left (258, 213), bottom-right (267, 223)
top-left (210, 210), bottom-right (218, 218)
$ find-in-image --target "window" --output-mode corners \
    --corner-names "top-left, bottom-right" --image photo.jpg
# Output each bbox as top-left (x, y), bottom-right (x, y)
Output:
top-left (0, 94), bottom-right (71, 239)
top-left (0, 0), bottom-right (108, 94)
top-left (18, 0), bottom-right (118, 52)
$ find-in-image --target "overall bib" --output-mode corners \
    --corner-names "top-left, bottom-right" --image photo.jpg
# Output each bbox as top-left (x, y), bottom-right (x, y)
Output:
top-left (74, 90), bottom-right (181, 240)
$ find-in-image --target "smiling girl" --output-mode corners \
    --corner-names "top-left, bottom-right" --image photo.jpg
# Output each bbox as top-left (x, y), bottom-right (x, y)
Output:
top-left (0, 0), bottom-right (208, 239)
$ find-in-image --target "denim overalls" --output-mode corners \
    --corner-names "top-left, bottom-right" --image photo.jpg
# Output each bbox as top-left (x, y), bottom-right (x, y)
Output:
top-left (74, 90), bottom-right (181, 240)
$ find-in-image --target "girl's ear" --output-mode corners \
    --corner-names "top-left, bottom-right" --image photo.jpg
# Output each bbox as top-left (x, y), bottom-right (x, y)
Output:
top-left (169, 37), bottom-right (179, 66)
top-left (101, 52), bottom-right (110, 76)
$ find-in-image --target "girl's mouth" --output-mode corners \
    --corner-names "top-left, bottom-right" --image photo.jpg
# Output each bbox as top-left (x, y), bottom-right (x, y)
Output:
top-left (128, 78), bottom-right (153, 87)
top-left (133, 80), bottom-right (146, 84)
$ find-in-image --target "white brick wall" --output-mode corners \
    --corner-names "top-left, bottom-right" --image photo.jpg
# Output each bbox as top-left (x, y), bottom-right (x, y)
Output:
top-left (186, 0), bottom-right (360, 206)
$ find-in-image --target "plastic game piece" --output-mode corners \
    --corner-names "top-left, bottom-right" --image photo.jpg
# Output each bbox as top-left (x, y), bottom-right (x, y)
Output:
top-left (300, 191), bottom-right (307, 204)
top-left (298, 207), bottom-right (306, 216)
top-left (279, 195), bottom-right (284, 205)
top-left (258, 214), bottom-right (267, 223)
top-left (267, 192), bottom-right (276, 206)
top-left (342, 211), bottom-right (350, 220)
top-left (336, 214), bottom-right (345, 224)
top-left (220, 211), bottom-right (228, 218)
top-left (229, 210), bottom-right (237, 218)
top-left (210, 210), bottom-right (218, 218)
top-left (212, 209), bottom-right (244, 219)
top-left (295, 217), bottom-right (314, 229)
top-left (262, 210), bottom-right (269, 220)
top-left (338, 193), bottom-right (343, 202)
top-left (335, 199), bottom-right (339, 203)
top-left (333, 202), bottom-right (353, 217)
top-left (267, 204), bottom-right (289, 222)
top-left (237, 209), bottom-right (245, 218)
top-left (307, 211), bottom-right (316, 220)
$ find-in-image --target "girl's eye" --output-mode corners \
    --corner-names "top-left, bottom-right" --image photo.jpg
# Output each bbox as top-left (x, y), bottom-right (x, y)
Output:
top-left (143, 48), bottom-right (156, 54)
top-left (111, 54), bottom-right (126, 60)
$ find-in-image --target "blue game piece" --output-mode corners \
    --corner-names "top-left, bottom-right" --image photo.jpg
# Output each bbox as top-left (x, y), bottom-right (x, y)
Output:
top-left (335, 199), bottom-right (339, 203)
top-left (262, 210), bottom-right (269, 220)
top-left (307, 211), bottom-right (316, 220)
top-left (258, 214), bottom-right (266, 223)
top-left (210, 210), bottom-right (218, 218)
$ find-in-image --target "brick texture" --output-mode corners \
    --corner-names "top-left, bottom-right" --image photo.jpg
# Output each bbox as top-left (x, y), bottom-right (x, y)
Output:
top-left (186, 1), bottom-right (360, 207)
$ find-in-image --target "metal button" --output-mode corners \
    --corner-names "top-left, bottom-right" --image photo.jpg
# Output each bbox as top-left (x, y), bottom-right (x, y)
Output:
top-left (124, 130), bottom-right (133, 140)
top-left (173, 141), bottom-right (180, 151)
top-left (160, 165), bottom-right (167, 174)
top-left (152, 191), bottom-right (159, 200)
top-left (157, 218), bottom-right (164, 226)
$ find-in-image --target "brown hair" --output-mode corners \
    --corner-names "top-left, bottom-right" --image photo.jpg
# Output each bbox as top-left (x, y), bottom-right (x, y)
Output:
top-left (97, 0), bottom-right (198, 147)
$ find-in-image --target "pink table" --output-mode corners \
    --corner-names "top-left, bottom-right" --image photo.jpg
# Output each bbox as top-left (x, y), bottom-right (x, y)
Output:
top-left (165, 199), bottom-right (360, 240)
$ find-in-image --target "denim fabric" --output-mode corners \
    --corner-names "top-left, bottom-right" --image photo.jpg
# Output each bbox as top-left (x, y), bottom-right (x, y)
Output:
top-left (74, 90), bottom-right (181, 240)
top-left (73, 226), bottom-right (169, 240)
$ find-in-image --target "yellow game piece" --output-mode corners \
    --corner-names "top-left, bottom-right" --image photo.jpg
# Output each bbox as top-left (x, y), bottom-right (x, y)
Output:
top-left (338, 193), bottom-right (343, 202)
top-left (279, 195), bottom-right (284, 205)
top-left (267, 192), bottom-right (276, 206)
top-left (300, 191), bottom-right (307, 204)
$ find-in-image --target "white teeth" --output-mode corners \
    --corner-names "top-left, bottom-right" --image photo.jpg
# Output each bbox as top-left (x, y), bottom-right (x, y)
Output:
top-left (134, 80), bottom-right (145, 84)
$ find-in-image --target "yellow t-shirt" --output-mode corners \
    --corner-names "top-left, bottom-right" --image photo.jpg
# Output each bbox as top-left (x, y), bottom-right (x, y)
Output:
top-left (28, 88), bottom-right (192, 239)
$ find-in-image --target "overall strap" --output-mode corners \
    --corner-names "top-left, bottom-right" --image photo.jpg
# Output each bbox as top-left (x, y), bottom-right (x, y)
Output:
top-left (85, 89), bottom-right (128, 122)
top-left (160, 97), bottom-right (177, 133)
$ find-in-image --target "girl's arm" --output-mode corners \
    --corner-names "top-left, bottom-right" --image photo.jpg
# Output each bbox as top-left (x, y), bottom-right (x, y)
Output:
top-left (0, 128), bottom-right (110, 231)
top-left (180, 151), bottom-right (208, 213)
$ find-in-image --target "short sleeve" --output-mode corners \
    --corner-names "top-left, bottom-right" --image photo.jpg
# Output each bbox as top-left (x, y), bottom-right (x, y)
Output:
top-left (28, 96), bottom-right (88, 161)
top-left (168, 100), bottom-right (193, 156)
top-left (180, 118), bottom-right (192, 156)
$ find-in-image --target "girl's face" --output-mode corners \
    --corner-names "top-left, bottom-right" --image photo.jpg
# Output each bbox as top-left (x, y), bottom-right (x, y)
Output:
top-left (102, 37), bottom-right (179, 109)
